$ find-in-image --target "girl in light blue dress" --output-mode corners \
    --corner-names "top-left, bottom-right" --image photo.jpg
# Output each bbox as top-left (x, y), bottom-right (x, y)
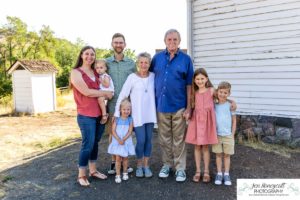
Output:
top-left (108, 98), bottom-right (135, 183)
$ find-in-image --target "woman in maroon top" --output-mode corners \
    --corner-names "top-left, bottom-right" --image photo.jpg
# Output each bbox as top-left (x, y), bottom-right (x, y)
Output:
top-left (70, 46), bottom-right (113, 187)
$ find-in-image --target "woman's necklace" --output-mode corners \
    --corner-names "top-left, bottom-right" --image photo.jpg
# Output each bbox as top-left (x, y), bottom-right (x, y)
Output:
top-left (141, 77), bottom-right (149, 93)
top-left (136, 72), bottom-right (149, 93)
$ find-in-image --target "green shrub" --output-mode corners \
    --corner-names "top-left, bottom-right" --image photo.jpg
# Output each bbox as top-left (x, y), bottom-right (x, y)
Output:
top-left (0, 76), bottom-right (12, 99)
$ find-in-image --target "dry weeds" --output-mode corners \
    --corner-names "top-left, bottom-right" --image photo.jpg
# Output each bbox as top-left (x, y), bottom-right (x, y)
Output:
top-left (0, 92), bottom-right (80, 171)
top-left (242, 140), bottom-right (300, 158)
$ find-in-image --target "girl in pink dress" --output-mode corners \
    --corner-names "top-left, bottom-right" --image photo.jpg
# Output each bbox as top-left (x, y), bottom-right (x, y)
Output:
top-left (185, 68), bottom-right (218, 183)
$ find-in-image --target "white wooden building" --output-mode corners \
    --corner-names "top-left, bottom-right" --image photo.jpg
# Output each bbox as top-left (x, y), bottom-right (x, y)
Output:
top-left (7, 60), bottom-right (58, 114)
top-left (187, 0), bottom-right (300, 119)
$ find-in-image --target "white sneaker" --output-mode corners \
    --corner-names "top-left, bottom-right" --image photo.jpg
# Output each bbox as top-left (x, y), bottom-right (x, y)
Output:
top-left (122, 173), bottom-right (129, 181)
top-left (214, 174), bottom-right (223, 185)
top-left (224, 175), bottom-right (232, 186)
top-left (127, 167), bottom-right (134, 173)
top-left (158, 165), bottom-right (170, 178)
top-left (115, 175), bottom-right (121, 183)
top-left (175, 170), bottom-right (186, 182)
top-left (108, 169), bottom-right (116, 175)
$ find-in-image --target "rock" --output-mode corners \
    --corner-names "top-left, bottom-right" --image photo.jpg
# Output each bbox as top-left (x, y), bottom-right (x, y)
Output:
top-left (258, 115), bottom-right (276, 124)
top-left (274, 118), bottom-right (292, 128)
top-left (262, 123), bottom-right (275, 136)
top-left (238, 115), bottom-right (299, 148)
top-left (275, 127), bottom-right (292, 141)
top-left (262, 136), bottom-right (281, 144)
top-left (240, 116), bottom-right (256, 131)
top-left (240, 116), bottom-right (258, 141)
top-left (292, 119), bottom-right (300, 138)
top-left (287, 138), bottom-right (300, 149)
top-left (253, 127), bottom-right (263, 135)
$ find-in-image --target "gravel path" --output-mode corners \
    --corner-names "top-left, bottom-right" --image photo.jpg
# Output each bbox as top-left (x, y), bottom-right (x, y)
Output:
top-left (1, 131), bottom-right (299, 200)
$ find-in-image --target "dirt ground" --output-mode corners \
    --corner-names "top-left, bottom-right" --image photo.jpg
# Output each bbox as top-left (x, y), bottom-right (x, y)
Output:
top-left (0, 108), bottom-right (79, 171)
top-left (0, 102), bottom-right (300, 200)
top-left (0, 93), bottom-right (79, 171)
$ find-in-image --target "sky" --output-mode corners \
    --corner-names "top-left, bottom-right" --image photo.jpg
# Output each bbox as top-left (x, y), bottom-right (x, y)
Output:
top-left (0, 0), bottom-right (187, 56)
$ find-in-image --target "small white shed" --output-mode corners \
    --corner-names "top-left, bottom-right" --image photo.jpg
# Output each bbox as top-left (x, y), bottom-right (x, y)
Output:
top-left (7, 60), bottom-right (58, 114)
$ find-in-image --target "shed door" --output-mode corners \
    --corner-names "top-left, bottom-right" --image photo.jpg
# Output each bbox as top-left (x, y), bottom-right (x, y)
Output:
top-left (31, 74), bottom-right (55, 113)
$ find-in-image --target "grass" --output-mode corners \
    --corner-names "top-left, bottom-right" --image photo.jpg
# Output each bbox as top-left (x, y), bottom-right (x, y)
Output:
top-left (237, 133), bottom-right (300, 158)
top-left (0, 95), bottom-right (13, 115)
top-left (1, 175), bottom-right (13, 183)
top-left (238, 132), bottom-right (300, 158)
top-left (242, 140), bottom-right (300, 158)
top-left (32, 136), bottom-right (79, 151)
top-left (56, 89), bottom-right (75, 109)
top-left (56, 88), bottom-right (69, 107)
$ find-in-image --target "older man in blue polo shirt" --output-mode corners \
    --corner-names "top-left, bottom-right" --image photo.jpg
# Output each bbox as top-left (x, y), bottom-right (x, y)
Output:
top-left (150, 29), bottom-right (194, 182)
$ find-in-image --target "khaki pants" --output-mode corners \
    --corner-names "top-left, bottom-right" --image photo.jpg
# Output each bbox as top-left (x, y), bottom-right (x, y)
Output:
top-left (157, 108), bottom-right (187, 171)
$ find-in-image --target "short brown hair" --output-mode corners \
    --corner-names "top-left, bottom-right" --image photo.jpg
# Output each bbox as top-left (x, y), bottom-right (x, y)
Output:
top-left (112, 33), bottom-right (126, 42)
top-left (217, 81), bottom-right (231, 92)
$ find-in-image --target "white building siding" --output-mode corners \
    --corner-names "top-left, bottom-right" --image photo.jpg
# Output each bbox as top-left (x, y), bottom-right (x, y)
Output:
top-left (31, 73), bottom-right (56, 113)
top-left (12, 70), bottom-right (33, 113)
top-left (190, 0), bottom-right (300, 118)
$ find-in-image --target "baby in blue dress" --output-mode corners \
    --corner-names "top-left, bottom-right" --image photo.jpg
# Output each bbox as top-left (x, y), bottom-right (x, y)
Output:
top-left (108, 98), bottom-right (135, 183)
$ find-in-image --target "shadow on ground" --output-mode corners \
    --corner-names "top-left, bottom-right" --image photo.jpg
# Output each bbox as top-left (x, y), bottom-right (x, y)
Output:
top-left (1, 132), bottom-right (299, 200)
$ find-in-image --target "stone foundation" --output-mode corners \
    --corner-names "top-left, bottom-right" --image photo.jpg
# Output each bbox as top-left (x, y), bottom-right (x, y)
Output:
top-left (237, 115), bottom-right (300, 148)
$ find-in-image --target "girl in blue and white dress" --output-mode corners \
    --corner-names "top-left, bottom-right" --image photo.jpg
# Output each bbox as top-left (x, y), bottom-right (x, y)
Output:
top-left (108, 98), bottom-right (135, 183)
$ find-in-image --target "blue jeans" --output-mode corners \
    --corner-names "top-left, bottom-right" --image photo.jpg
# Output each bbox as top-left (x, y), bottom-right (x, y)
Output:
top-left (134, 123), bottom-right (154, 159)
top-left (77, 114), bottom-right (105, 168)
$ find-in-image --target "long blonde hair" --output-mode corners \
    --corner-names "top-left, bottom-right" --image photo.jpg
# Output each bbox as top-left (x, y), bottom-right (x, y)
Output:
top-left (119, 98), bottom-right (131, 116)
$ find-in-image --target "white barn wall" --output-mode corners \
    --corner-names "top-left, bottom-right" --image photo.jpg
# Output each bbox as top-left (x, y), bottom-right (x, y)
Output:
top-left (12, 70), bottom-right (33, 113)
top-left (191, 0), bottom-right (300, 118)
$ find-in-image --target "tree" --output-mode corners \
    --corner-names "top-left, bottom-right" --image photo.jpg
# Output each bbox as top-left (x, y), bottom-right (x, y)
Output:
top-left (0, 75), bottom-right (12, 98)
top-left (0, 34), bottom-right (8, 78)
top-left (2, 16), bottom-right (28, 67)
top-left (0, 16), bottom-right (138, 95)
top-left (55, 39), bottom-right (79, 87)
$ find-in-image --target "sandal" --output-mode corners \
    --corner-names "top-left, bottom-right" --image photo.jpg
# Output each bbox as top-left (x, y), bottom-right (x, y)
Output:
top-left (89, 171), bottom-right (107, 180)
top-left (203, 171), bottom-right (211, 183)
top-left (192, 171), bottom-right (201, 183)
top-left (100, 114), bottom-right (109, 124)
top-left (77, 176), bottom-right (90, 187)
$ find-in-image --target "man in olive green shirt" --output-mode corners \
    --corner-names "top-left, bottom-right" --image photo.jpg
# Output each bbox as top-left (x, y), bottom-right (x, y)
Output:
top-left (105, 33), bottom-right (136, 175)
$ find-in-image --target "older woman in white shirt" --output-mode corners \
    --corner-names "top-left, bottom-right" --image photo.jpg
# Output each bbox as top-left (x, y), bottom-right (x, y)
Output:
top-left (114, 52), bottom-right (156, 178)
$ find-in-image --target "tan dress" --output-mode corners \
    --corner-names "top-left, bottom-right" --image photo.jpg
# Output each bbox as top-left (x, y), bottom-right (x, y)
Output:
top-left (185, 89), bottom-right (218, 145)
